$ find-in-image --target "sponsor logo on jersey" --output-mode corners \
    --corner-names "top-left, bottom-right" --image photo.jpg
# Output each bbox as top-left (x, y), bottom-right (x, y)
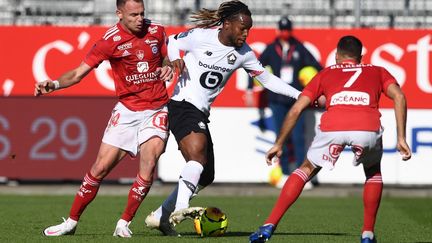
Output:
top-left (204, 51), bottom-right (213, 56)
top-left (137, 61), bottom-right (149, 72)
top-left (125, 72), bottom-right (158, 84)
top-left (227, 53), bottom-right (237, 65)
top-left (198, 61), bottom-right (232, 73)
top-left (113, 35), bottom-right (122, 42)
top-left (330, 91), bottom-right (370, 106)
top-left (122, 50), bottom-right (131, 57)
top-left (151, 45), bottom-right (158, 54)
top-left (145, 39), bottom-right (159, 45)
top-left (148, 26), bottom-right (158, 34)
top-left (136, 50), bottom-right (144, 60)
top-left (117, 42), bottom-right (132, 50)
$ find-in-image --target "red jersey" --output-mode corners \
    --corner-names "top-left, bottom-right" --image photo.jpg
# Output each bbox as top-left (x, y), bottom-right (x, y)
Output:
top-left (84, 19), bottom-right (168, 111)
top-left (302, 61), bottom-right (398, 131)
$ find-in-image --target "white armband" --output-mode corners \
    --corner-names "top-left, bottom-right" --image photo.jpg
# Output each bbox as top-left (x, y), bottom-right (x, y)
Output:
top-left (52, 80), bottom-right (60, 90)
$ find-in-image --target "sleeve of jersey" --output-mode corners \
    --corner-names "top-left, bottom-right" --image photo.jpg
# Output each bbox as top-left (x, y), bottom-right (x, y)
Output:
top-left (83, 39), bottom-right (110, 68)
top-left (256, 70), bottom-right (301, 99)
top-left (243, 50), bottom-right (300, 99)
top-left (167, 29), bottom-right (197, 61)
top-left (380, 67), bottom-right (399, 93)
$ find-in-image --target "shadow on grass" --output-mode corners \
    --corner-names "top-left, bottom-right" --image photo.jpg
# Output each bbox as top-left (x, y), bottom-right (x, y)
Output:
top-left (177, 231), bottom-right (351, 237)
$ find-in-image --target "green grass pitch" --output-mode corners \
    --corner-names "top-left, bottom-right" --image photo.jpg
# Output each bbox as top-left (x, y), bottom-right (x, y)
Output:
top-left (1, 195), bottom-right (431, 242)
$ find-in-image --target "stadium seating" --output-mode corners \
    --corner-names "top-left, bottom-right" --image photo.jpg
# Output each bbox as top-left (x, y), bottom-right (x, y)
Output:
top-left (0, 0), bottom-right (431, 28)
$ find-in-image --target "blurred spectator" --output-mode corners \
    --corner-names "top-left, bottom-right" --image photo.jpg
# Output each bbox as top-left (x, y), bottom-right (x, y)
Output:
top-left (247, 16), bottom-right (322, 189)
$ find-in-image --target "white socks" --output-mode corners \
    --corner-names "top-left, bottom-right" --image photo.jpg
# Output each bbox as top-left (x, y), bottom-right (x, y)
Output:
top-left (174, 160), bottom-right (203, 211)
top-left (362, 231), bottom-right (374, 239)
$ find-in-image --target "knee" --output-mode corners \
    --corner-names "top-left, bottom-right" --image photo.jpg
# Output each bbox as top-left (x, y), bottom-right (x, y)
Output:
top-left (90, 162), bottom-right (110, 179)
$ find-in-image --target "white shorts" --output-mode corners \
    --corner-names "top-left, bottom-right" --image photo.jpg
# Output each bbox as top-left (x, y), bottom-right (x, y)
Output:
top-left (102, 102), bottom-right (169, 156)
top-left (307, 127), bottom-right (383, 170)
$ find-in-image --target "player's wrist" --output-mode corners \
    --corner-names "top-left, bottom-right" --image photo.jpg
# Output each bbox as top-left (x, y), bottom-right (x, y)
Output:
top-left (52, 80), bottom-right (60, 90)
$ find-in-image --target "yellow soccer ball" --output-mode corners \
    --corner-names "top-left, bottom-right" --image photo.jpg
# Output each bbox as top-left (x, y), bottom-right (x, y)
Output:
top-left (194, 207), bottom-right (228, 237)
top-left (298, 66), bottom-right (318, 86)
top-left (269, 165), bottom-right (283, 186)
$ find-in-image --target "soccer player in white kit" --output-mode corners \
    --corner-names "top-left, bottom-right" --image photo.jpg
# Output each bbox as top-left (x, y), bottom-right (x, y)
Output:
top-left (249, 36), bottom-right (412, 243)
top-left (35, 0), bottom-right (173, 238)
top-left (144, 0), bottom-right (302, 236)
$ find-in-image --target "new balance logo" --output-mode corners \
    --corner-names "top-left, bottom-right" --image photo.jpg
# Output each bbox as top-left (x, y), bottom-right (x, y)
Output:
top-left (204, 51), bottom-right (212, 56)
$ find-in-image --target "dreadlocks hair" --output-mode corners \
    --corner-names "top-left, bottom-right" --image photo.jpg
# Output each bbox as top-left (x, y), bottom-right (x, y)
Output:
top-left (190, 0), bottom-right (251, 29)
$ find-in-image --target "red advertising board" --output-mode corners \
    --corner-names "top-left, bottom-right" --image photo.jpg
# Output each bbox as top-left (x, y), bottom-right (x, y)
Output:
top-left (1, 26), bottom-right (431, 108)
top-left (0, 97), bottom-right (141, 180)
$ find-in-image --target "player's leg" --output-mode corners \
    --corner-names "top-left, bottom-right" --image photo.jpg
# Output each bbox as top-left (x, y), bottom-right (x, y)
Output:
top-left (145, 147), bottom-right (213, 235)
top-left (43, 143), bottom-right (127, 236)
top-left (361, 161), bottom-right (382, 243)
top-left (250, 158), bottom-right (320, 242)
top-left (169, 132), bottom-right (207, 223)
top-left (114, 136), bottom-right (166, 237)
top-left (351, 130), bottom-right (383, 243)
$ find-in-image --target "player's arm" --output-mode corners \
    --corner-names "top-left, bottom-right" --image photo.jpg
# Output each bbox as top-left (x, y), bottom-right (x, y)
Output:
top-left (254, 70), bottom-right (301, 100)
top-left (34, 62), bottom-right (92, 96)
top-left (385, 83), bottom-right (411, 161)
top-left (266, 95), bottom-right (310, 165)
top-left (167, 30), bottom-right (196, 75)
top-left (243, 49), bottom-right (301, 100)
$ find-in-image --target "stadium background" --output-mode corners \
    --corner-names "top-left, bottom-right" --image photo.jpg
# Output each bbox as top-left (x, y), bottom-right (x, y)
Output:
top-left (0, 0), bottom-right (432, 186)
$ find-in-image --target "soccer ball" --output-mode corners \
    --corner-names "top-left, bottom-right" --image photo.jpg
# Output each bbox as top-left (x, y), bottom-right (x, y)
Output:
top-left (298, 66), bottom-right (318, 86)
top-left (269, 164), bottom-right (283, 186)
top-left (193, 207), bottom-right (228, 237)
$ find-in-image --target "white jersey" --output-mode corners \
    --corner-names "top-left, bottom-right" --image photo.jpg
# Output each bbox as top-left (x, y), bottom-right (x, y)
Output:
top-left (168, 28), bottom-right (300, 116)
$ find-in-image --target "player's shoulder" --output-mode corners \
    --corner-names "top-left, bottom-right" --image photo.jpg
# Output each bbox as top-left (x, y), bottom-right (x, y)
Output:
top-left (101, 24), bottom-right (122, 42)
top-left (144, 18), bottom-right (165, 32)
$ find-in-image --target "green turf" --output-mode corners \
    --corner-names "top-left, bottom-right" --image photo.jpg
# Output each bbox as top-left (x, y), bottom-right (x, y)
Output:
top-left (0, 195), bottom-right (431, 242)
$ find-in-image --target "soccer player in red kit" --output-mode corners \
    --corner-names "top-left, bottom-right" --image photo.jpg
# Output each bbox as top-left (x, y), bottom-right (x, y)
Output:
top-left (250, 35), bottom-right (411, 243)
top-left (35, 0), bottom-right (173, 238)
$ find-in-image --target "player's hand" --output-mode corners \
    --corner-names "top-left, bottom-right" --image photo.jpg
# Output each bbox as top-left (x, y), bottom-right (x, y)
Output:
top-left (397, 139), bottom-right (412, 161)
top-left (34, 80), bottom-right (55, 96)
top-left (265, 145), bottom-right (283, 165)
top-left (314, 95), bottom-right (326, 108)
top-left (171, 59), bottom-right (185, 77)
top-left (157, 65), bottom-right (174, 82)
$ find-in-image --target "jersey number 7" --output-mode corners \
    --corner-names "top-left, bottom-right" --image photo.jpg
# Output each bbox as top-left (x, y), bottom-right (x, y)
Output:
top-left (342, 68), bottom-right (362, 88)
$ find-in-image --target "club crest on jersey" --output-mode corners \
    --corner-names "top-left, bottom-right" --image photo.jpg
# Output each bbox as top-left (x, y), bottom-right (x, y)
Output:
top-left (148, 26), bottom-right (158, 34)
top-left (136, 50), bottom-right (144, 60)
top-left (151, 45), bottom-right (158, 54)
top-left (113, 35), bottom-right (122, 42)
top-left (137, 62), bottom-right (149, 73)
top-left (227, 53), bottom-right (237, 65)
top-left (152, 111), bottom-right (168, 131)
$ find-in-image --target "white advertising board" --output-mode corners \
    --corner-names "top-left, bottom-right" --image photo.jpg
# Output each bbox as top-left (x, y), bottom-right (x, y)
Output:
top-left (158, 108), bottom-right (432, 185)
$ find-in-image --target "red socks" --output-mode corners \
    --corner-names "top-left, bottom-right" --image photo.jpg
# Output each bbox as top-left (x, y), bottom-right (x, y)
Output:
top-left (69, 172), bottom-right (102, 221)
top-left (362, 173), bottom-right (383, 232)
top-left (265, 169), bottom-right (308, 225)
top-left (121, 174), bottom-right (152, 222)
